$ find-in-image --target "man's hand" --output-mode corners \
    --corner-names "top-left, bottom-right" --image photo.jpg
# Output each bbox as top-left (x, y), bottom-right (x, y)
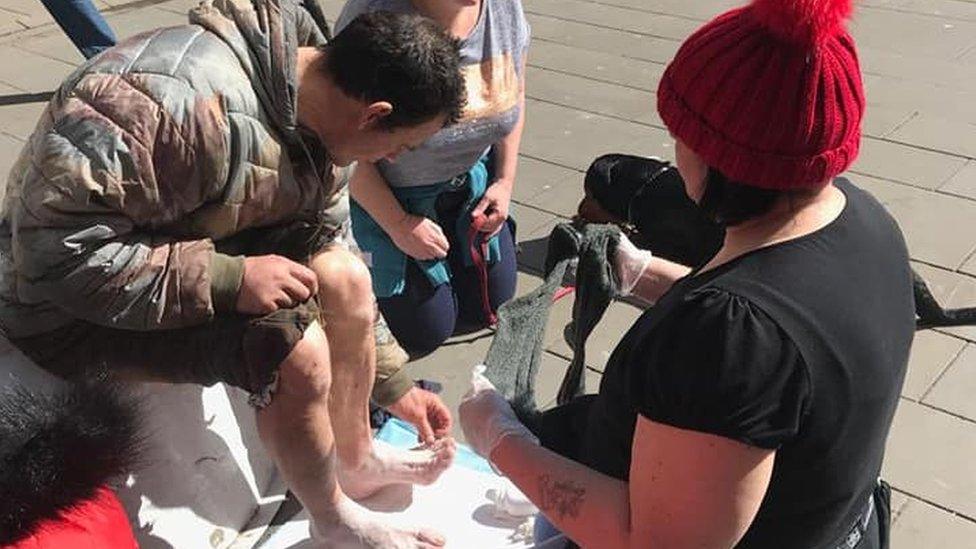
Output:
top-left (471, 180), bottom-right (513, 237)
top-left (236, 255), bottom-right (318, 315)
top-left (390, 214), bottom-right (450, 260)
top-left (387, 386), bottom-right (453, 444)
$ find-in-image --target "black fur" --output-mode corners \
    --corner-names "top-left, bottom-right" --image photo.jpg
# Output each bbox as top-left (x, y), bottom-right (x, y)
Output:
top-left (0, 381), bottom-right (142, 544)
top-left (580, 153), bottom-right (976, 331)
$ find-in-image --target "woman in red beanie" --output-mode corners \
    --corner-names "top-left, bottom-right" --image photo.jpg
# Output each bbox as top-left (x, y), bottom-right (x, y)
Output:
top-left (459, 0), bottom-right (914, 548)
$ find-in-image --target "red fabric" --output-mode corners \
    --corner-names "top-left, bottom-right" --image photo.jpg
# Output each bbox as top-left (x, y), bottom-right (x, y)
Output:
top-left (468, 214), bottom-right (498, 327)
top-left (6, 488), bottom-right (138, 549)
top-left (656, 0), bottom-right (864, 190)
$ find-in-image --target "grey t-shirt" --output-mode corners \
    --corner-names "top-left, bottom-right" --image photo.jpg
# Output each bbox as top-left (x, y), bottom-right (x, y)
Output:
top-left (335, 0), bottom-right (530, 187)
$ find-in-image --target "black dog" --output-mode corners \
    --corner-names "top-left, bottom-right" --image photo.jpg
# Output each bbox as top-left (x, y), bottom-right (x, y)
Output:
top-left (576, 153), bottom-right (976, 330)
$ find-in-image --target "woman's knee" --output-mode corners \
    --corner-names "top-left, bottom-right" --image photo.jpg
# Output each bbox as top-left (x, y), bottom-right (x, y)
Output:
top-left (379, 291), bottom-right (456, 357)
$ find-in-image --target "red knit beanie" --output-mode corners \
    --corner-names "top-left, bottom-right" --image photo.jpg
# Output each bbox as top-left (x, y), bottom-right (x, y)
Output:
top-left (657, 0), bottom-right (864, 190)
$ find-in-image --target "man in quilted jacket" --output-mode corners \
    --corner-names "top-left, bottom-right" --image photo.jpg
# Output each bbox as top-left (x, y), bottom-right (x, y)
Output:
top-left (0, 1), bottom-right (464, 545)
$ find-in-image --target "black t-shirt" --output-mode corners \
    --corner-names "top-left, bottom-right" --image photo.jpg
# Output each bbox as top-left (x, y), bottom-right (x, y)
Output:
top-left (579, 179), bottom-right (914, 548)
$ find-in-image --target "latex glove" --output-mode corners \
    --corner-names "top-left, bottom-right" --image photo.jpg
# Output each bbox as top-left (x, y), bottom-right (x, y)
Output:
top-left (386, 386), bottom-right (453, 444)
top-left (459, 365), bottom-right (538, 461)
top-left (486, 478), bottom-right (538, 518)
top-left (612, 232), bottom-right (653, 296)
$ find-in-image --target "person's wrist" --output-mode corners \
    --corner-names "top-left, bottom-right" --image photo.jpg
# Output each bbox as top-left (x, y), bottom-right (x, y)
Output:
top-left (488, 429), bottom-right (538, 472)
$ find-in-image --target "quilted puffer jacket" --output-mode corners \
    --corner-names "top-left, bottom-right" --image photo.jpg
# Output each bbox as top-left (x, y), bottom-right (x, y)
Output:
top-left (0, 0), bottom-right (337, 337)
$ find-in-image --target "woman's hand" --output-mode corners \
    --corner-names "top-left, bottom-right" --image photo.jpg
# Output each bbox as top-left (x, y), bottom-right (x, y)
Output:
top-left (390, 214), bottom-right (450, 260)
top-left (471, 179), bottom-right (514, 237)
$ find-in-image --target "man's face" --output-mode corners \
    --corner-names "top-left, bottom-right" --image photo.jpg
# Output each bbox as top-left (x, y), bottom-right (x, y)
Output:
top-left (330, 114), bottom-right (446, 166)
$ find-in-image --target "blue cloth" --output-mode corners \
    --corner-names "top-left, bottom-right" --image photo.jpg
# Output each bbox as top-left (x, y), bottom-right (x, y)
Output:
top-left (375, 417), bottom-right (496, 475)
top-left (352, 155), bottom-right (503, 298)
top-left (41, 0), bottom-right (116, 59)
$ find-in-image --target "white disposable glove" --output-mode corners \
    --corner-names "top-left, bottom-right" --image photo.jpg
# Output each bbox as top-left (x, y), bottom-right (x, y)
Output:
top-left (612, 233), bottom-right (653, 296)
top-left (459, 365), bottom-right (539, 462)
top-left (487, 478), bottom-right (539, 518)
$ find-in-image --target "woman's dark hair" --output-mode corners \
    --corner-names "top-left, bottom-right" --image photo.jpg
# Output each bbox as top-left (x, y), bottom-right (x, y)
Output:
top-left (322, 11), bottom-right (467, 130)
top-left (698, 168), bottom-right (784, 226)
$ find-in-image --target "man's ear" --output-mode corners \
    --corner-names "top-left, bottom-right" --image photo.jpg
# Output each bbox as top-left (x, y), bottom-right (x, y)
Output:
top-left (360, 101), bottom-right (393, 130)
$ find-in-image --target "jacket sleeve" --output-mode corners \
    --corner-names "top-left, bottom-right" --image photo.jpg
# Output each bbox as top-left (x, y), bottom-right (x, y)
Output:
top-left (10, 83), bottom-right (244, 330)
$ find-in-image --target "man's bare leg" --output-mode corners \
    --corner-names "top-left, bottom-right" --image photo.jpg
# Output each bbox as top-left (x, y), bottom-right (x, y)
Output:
top-left (309, 249), bottom-right (454, 500)
top-left (255, 322), bottom-right (444, 548)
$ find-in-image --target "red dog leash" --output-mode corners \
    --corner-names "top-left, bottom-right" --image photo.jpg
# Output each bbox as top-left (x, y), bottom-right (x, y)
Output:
top-left (469, 214), bottom-right (498, 327)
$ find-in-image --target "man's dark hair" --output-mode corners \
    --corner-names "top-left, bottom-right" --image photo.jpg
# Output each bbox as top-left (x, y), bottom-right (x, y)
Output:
top-left (323, 11), bottom-right (466, 130)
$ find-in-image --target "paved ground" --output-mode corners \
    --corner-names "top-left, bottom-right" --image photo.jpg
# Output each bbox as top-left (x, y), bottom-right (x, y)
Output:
top-left (1, 0), bottom-right (974, 546)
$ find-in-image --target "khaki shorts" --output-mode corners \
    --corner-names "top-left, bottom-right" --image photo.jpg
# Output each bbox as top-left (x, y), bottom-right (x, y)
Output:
top-left (13, 301), bottom-right (320, 408)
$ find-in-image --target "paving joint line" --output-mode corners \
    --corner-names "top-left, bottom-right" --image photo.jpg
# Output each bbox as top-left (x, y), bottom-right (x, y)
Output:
top-left (883, 110), bottom-right (920, 138)
top-left (527, 97), bottom-right (971, 172)
top-left (531, 36), bottom-right (671, 65)
top-left (528, 63), bottom-right (656, 93)
top-left (520, 153), bottom-right (585, 174)
top-left (525, 10), bottom-right (683, 42)
top-left (547, 0), bottom-right (707, 23)
top-left (527, 95), bottom-right (663, 130)
top-left (900, 395), bottom-right (976, 427)
top-left (845, 169), bottom-right (976, 206)
top-left (889, 486), bottom-right (976, 524)
top-left (911, 259), bottom-right (976, 283)
top-left (877, 135), bottom-right (976, 162)
top-left (918, 342), bottom-right (969, 402)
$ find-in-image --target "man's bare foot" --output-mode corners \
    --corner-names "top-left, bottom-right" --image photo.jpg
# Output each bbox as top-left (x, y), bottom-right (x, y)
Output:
top-left (311, 496), bottom-right (445, 548)
top-left (338, 438), bottom-right (456, 500)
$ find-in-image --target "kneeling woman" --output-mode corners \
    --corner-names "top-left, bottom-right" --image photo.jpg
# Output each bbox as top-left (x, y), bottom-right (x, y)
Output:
top-left (461, 1), bottom-right (914, 547)
top-left (336, 0), bottom-right (530, 357)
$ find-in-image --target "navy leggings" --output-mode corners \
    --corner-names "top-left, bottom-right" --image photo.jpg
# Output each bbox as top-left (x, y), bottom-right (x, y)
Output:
top-left (378, 194), bottom-right (517, 357)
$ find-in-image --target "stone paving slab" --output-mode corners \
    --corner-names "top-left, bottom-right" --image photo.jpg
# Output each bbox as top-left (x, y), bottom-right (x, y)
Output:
top-left (850, 7), bottom-right (976, 60)
top-left (526, 65), bottom-right (658, 127)
top-left (867, 0), bottom-right (976, 22)
top-left (510, 156), bottom-right (580, 212)
top-left (888, 114), bottom-right (976, 159)
top-left (528, 14), bottom-right (679, 65)
top-left (883, 399), bottom-right (976, 519)
top-left (0, 0), bottom-right (54, 30)
top-left (852, 137), bottom-right (969, 191)
top-left (0, 10), bottom-right (25, 35)
top-left (862, 72), bottom-right (976, 124)
top-left (942, 160), bottom-right (976, 201)
top-left (892, 495), bottom-right (976, 548)
top-left (0, 96), bottom-right (46, 142)
top-left (522, 0), bottom-right (700, 41)
top-left (0, 45), bottom-right (74, 92)
top-left (857, 44), bottom-right (976, 92)
top-left (855, 174), bottom-right (976, 269)
top-left (902, 331), bottom-right (967, 400)
top-left (521, 100), bottom-right (671, 172)
top-left (527, 40), bottom-right (665, 91)
top-left (924, 343), bottom-right (976, 420)
top-left (576, 0), bottom-right (739, 21)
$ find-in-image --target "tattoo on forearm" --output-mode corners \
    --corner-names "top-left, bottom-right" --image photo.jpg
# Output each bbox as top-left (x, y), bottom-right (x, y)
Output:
top-left (537, 474), bottom-right (586, 519)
